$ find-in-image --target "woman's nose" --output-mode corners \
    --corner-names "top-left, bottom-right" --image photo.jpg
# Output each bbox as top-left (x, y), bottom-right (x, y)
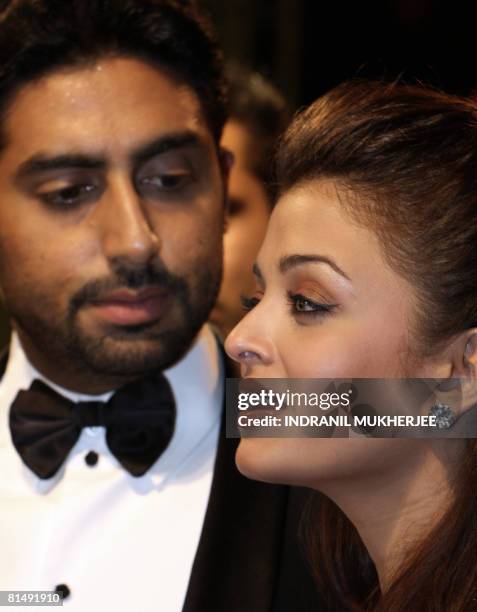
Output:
top-left (225, 308), bottom-right (275, 373)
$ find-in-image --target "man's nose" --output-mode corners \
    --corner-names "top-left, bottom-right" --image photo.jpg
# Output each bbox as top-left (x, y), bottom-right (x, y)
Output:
top-left (97, 174), bottom-right (160, 265)
top-left (225, 305), bottom-right (276, 374)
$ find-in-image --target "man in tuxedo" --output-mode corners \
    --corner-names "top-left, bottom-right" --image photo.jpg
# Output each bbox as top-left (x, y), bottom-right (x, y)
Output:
top-left (0, 1), bottom-right (322, 611)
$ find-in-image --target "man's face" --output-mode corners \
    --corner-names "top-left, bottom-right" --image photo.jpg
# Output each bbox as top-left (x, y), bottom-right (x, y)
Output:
top-left (0, 57), bottom-right (225, 391)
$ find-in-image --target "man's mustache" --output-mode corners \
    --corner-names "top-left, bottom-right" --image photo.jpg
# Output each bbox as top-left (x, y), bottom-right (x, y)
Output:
top-left (69, 260), bottom-right (189, 313)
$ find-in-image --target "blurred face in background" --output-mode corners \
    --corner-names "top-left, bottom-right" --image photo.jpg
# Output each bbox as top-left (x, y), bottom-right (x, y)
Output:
top-left (210, 119), bottom-right (271, 340)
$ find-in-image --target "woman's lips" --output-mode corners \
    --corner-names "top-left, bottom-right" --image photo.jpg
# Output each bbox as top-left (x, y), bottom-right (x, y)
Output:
top-left (88, 288), bottom-right (170, 326)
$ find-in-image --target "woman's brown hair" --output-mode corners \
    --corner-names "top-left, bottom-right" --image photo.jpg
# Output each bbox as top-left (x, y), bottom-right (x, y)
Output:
top-left (276, 80), bottom-right (477, 611)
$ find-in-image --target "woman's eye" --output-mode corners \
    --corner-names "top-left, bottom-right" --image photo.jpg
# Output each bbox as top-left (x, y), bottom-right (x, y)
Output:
top-left (241, 294), bottom-right (261, 311)
top-left (39, 183), bottom-right (97, 208)
top-left (287, 292), bottom-right (337, 317)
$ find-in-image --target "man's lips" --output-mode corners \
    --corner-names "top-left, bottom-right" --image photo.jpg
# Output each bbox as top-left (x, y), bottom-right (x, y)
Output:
top-left (87, 287), bottom-right (170, 326)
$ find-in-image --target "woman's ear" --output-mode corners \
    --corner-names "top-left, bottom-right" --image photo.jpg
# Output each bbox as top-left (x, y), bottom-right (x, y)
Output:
top-left (451, 330), bottom-right (477, 379)
top-left (422, 332), bottom-right (477, 379)
top-left (463, 333), bottom-right (477, 378)
top-left (440, 328), bottom-right (477, 430)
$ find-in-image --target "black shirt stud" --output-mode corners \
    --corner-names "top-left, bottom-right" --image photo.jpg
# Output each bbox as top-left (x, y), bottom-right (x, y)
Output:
top-left (84, 451), bottom-right (99, 467)
top-left (54, 584), bottom-right (71, 600)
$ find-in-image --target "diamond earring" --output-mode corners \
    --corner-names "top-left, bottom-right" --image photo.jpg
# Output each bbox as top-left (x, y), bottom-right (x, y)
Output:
top-left (429, 403), bottom-right (455, 430)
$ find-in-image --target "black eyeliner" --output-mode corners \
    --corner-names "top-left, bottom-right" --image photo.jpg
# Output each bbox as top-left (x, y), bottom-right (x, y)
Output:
top-left (286, 291), bottom-right (337, 316)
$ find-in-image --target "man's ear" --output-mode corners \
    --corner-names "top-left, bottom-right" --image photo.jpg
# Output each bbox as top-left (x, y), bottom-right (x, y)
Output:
top-left (218, 146), bottom-right (234, 232)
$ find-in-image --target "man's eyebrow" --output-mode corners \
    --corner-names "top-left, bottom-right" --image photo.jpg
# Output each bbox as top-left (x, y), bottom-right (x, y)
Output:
top-left (14, 131), bottom-right (204, 182)
top-left (15, 154), bottom-right (106, 180)
top-left (278, 254), bottom-right (351, 281)
top-left (131, 131), bottom-right (203, 166)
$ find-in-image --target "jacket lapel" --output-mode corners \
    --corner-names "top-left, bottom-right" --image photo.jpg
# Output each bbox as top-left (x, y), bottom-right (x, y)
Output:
top-left (0, 348), bottom-right (8, 379)
top-left (183, 342), bottom-right (325, 612)
top-left (183, 341), bottom-right (286, 611)
top-left (182, 413), bottom-right (290, 612)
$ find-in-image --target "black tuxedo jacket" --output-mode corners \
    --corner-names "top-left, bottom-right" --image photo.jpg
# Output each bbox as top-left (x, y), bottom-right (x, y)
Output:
top-left (0, 349), bottom-right (325, 612)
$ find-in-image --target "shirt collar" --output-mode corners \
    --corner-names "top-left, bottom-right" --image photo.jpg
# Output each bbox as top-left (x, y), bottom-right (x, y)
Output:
top-left (0, 325), bottom-right (224, 489)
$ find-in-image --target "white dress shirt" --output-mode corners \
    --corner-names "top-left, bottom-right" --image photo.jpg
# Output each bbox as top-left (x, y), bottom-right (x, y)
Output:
top-left (0, 325), bottom-right (223, 611)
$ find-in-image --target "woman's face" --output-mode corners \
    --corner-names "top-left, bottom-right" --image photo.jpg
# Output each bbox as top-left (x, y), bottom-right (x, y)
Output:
top-left (225, 179), bottom-right (421, 379)
top-left (225, 179), bottom-right (443, 488)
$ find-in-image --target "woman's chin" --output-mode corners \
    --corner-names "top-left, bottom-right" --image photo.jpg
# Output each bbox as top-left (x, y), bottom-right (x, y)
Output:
top-left (235, 438), bottom-right (306, 487)
top-left (235, 439), bottom-right (277, 484)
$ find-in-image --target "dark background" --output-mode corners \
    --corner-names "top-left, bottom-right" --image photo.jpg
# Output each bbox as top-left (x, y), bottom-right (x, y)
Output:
top-left (199, 0), bottom-right (477, 109)
top-left (0, 0), bottom-right (476, 346)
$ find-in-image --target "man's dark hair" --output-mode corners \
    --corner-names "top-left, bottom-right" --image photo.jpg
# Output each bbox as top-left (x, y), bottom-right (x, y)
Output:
top-left (226, 64), bottom-right (288, 201)
top-left (0, 0), bottom-right (227, 147)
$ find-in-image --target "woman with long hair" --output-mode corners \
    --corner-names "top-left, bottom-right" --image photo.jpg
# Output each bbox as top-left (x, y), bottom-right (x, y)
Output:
top-left (225, 80), bottom-right (477, 611)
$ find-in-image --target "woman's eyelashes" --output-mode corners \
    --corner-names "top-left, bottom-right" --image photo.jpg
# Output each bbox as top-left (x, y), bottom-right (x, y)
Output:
top-left (286, 292), bottom-right (337, 319)
top-left (240, 290), bottom-right (338, 319)
top-left (241, 294), bottom-right (261, 311)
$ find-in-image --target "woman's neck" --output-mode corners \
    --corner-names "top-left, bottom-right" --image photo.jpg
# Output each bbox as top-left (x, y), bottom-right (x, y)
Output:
top-left (316, 438), bottom-right (464, 591)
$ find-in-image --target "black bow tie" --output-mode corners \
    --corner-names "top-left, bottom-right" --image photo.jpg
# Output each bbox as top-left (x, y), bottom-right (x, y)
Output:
top-left (9, 376), bottom-right (176, 479)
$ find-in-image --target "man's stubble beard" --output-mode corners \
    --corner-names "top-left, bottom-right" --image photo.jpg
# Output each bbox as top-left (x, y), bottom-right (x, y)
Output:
top-left (6, 255), bottom-right (222, 383)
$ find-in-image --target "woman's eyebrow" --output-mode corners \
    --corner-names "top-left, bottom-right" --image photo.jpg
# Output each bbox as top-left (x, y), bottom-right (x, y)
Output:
top-left (278, 253), bottom-right (350, 281)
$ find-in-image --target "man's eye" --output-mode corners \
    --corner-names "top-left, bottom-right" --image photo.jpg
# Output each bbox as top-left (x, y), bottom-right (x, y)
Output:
top-left (138, 173), bottom-right (192, 193)
top-left (39, 184), bottom-right (97, 208)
